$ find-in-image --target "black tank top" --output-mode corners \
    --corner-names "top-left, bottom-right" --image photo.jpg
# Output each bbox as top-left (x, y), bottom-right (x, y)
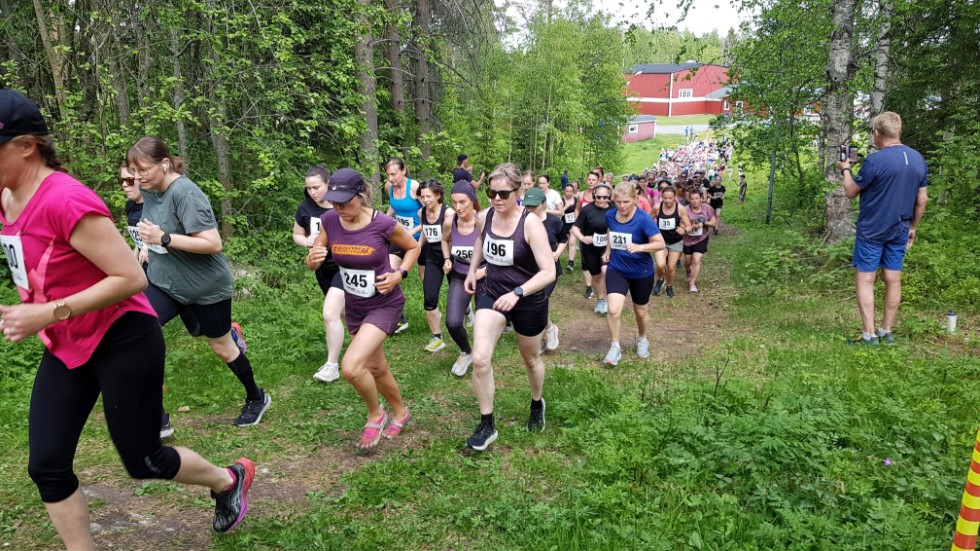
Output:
top-left (481, 209), bottom-right (540, 299)
top-left (656, 203), bottom-right (682, 244)
top-left (421, 204), bottom-right (448, 264)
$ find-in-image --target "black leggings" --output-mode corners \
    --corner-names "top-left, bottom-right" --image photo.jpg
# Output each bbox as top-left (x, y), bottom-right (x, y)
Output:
top-left (28, 312), bottom-right (181, 503)
top-left (445, 273), bottom-right (472, 354)
top-left (423, 268), bottom-right (447, 311)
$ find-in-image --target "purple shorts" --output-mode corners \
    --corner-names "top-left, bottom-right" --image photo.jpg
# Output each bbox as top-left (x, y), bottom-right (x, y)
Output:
top-left (345, 293), bottom-right (405, 336)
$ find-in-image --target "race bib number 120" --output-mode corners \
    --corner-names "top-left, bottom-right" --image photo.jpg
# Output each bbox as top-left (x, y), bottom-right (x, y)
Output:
top-left (0, 235), bottom-right (28, 289)
top-left (484, 237), bottom-right (514, 266)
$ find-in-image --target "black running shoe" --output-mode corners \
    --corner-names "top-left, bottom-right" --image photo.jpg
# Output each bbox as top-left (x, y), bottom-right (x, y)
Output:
top-left (466, 422), bottom-right (498, 451)
top-left (652, 279), bottom-right (664, 296)
top-left (234, 390), bottom-right (271, 427)
top-left (583, 286), bottom-right (593, 299)
top-left (665, 286), bottom-right (675, 298)
top-left (527, 399), bottom-right (546, 431)
top-left (211, 458), bottom-right (255, 533)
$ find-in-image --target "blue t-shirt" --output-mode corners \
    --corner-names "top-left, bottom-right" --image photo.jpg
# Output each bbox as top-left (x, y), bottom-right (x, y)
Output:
top-left (605, 208), bottom-right (660, 278)
top-left (853, 145), bottom-right (927, 244)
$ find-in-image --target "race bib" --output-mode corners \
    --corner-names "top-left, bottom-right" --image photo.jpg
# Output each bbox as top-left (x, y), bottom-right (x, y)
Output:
top-left (451, 246), bottom-right (474, 263)
top-left (689, 226), bottom-right (704, 237)
top-left (713, 192), bottom-right (724, 200)
top-left (147, 243), bottom-right (169, 255)
top-left (422, 224), bottom-right (442, 242)
top-left (0, 235), bottom-right (28, 289)
top-left (592, 233), bottom-right (608, 247)
top-left (127, 226), bottom-right (145, 249)
top-left (610, 232), bottom-right (632, 251)
top-left (339, 267), bottom-right (376, 298)
top-left (658, 218), bottom-right (676, 231)
top-left (563, 212), bottom-right (576, 224)
top-left (396, 215), bottom-right (413, 232)
top-left (483, 236), bottom-right (514, 266)
top-left (309, 217), bottom-right (322, 239)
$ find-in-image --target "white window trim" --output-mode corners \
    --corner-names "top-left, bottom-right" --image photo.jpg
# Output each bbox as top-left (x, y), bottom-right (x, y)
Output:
top-left (723, 100), bottom-right (730, 111)
top-left (678, 88), bottom-right (694, 98)
top-left (735, 100), bottom-right (744, 111)
top-left (628, 124), bottom-right (639, 134)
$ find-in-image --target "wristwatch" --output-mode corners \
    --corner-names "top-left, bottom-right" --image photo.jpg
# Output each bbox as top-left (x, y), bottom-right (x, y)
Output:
top-left (53, 300), bottom-right (72, 321)
top-left (398, 269), bottom-right (409, 279)
top-left (161, 232), bottom-right (172, 248)
top-left (513, 287), bottom-right (524, 298)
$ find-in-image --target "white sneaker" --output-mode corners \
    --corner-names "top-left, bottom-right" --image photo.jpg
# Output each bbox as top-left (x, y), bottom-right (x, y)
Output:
top-left (594, 300), bottom-right (603, 314)
top-left (451, 353), bottom-right (473, 377)
top-left (603, 343), bottom-right (622, 367)
top-left (545, 324), bottom-right (559, 351)
top-left (636, 336), bottom-right (650, 359)
top-left (465, 307), bottom-right (475, 329)
top-left (313, 361), bottom-right (340, 383)
top-left (424, 336), bottom-right (446, 352)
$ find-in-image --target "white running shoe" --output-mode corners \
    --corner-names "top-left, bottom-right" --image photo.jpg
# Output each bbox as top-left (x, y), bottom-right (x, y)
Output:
top-left (545, 324), bottom-right (560, 351)
top-left (424, 336), bottom-right (446, 352)
top-left (451, 353), bottom-right (473, 377)
top-left (604, 343), bottom-right (622, 366)
top-left (313, 361), bottom-right (340, 383)
top-left (594, 300), bottom-right (603, 314)
top-left (636, 336), bottom-right (650, 359)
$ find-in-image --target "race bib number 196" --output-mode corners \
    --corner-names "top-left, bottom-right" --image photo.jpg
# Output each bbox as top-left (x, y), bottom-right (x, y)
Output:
top-left (484, 236), bottom-right (514, 266)
top-left (0, 235), bottom-right (28, 289)
top-left (339, 267), bottom-right (376, 298)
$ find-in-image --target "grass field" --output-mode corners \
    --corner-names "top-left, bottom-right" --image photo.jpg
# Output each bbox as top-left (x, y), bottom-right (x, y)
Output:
top-left (1, 186), bottom-right (978, 549)
top-left (650, 114), bottom-right (719, 126)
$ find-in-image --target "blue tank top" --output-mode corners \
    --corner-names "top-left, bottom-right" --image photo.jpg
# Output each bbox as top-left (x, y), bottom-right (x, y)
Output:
top-left (388, 178), bottom-right (422, 238)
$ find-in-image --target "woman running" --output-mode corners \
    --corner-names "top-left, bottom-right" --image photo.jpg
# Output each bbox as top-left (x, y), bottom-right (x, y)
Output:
top-left (522, 188), bottom-right (566, 353)
top-left (305, 169), bottom-right (417, 449)
top-left (683, 188), bottom-right (718, 293)
top-left (441, 181), bottom-right (484, 377)
top-left (651, 187), bottom-right (691, 298)
top-left (120, 163), bottom-right (148, 269)
top-left (417, 179), bottom-right (450, 352)
top-left (130, 137), bottom-right (270, 428)
top-left (463, 163), bottom-right (556, 451)
top-left (576, 170), bottom-right (601, 298)
top-left (0, 90), bottom-right (254, 548)
top-left (600, 183), bottom-right (665, 366)
top-left (560, 182), bottom-right (579, 272)
top-left (385, 157), bottom-right (423, 334)
top-left (571, 183), bottom-right (613, 314)
top-left (292, 165), bottom-right (344, 383)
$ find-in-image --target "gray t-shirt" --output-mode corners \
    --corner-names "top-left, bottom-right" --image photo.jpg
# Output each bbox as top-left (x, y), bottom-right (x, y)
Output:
top-left (141, 176), bottom-right (232, 304)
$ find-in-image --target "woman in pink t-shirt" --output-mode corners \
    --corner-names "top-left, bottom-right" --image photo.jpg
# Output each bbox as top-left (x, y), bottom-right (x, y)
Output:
top-left (0, 89), bottom-right (255, 548)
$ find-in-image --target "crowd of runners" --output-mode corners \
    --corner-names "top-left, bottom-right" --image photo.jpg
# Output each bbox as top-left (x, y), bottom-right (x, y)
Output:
top-left (0, 88), bottom-right (741, 545)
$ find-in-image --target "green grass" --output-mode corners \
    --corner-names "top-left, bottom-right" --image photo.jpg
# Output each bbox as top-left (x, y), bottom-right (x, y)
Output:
top-left (652, 114), bottom-right (719, 126)
top-left (619, 135), bottom-right (685, 175)
top-left (1, 187), bottom-right (978, 549)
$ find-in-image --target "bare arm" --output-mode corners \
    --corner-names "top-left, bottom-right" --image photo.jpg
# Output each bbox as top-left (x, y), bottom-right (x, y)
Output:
top-left (138, 220), bottom-right (223, 254)
top-left (292, 222), bottom-right (312, 248)
top-left (907, 186), bottom-right (928, 249)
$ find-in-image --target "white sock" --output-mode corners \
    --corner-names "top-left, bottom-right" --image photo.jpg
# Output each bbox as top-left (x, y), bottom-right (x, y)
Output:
top-left (862, 332), bottom-right (875, 341)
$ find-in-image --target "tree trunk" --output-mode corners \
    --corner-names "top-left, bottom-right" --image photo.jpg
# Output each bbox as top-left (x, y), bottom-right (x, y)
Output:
top-left (868, 0), bottom-right (893, 148)
top-left (414, 0), bottom-right (432, 160)
top-left (355, 0), bottom-right (381, 193)
top-left (822, 0), bottom-right (859, 242)
top-left (205, 2), bottom-right (234, 238)
top-left (170, 29), bottom-right (189, 159)
top-left (385, 0), bottom-right (405, 112)
top-left (31, 0), bottom-right (67, 112)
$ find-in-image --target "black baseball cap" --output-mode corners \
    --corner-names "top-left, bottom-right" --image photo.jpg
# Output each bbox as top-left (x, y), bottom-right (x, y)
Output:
top-left (0, 89), bottom-right (49, 146)
top-left (324, 168), bottom-right (365, 203)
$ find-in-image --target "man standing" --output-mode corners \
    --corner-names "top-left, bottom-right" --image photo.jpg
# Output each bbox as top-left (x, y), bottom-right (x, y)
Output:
top-left (837, 111), bottom-right (928, 345)
top-left (560, 170), bottom-right (569, 188)
top-left (453, 154), bottom-right (484, 187)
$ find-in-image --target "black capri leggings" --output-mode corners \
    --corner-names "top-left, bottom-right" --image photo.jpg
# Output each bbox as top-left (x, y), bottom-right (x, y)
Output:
top-left (423, 267), bottom-right (448, 311)
top-left (28, 312), bottom-right (181, 503)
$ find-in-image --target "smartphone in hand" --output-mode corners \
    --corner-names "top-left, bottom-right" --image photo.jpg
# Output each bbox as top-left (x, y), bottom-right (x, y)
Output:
top-left (839, 144), bottom-right (848, 162)
top-left (848, 145), bottom-right (859, 163)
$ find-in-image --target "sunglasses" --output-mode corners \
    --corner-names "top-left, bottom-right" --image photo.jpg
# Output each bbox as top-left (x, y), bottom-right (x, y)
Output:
top-left (121, 177), bottom-right (136, 187)
top-left (486, 187), bottom-right (520, 200)
top-left (594, 195), bottom-right (611, 200)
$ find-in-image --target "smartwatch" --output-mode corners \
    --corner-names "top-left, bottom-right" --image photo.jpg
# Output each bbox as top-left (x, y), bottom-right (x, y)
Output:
top-left (513, 287), bottom-right (524, 298)
top-left (161, 232), bottom-right (172, 248)
top-left (398, 269), bottom-right (409, 279)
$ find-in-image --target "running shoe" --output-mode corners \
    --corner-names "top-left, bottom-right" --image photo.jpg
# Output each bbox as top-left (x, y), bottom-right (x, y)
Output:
top-left (313, 361), bottom-right (340, 383)
top-left (636, 336), bottom-right (650, 359)
top-left (595, 299), bottom-right (608, 315)
top-left (234, 390), bottom-right (271, 426)
top-left (230, 322), bottom-right (246, 354)
top-left (652, 279), bottom-right (664, 296)
top-left (689, 283), bottom-right (699, 293)
top-left (465, 307), bottom-right (475, 328)
top-left (211, 457), bottom-right (255, 533)
top-left (603, 343), bottom-right (622, 367)
top-left (846, 335), bottom-right (880, 346)
top-left (467, 422), bottom-right (498, 451)
top-left (583, 286), bottom-right (593, 299)
top-left (451, 353), bottom-right (473, 377)
top-left (424, 336), bottom-right (446, 353)
top-left (160, 411), bottom-right (174, 439)
top-left (665, 286), bottom-right (675, 298)
top-left (594, 299), bottom-right (603, 314)
top-left (875, 328), bottom-right (895, 345)
top-left (527, 398), bottom-right (546, 431)
top-left (503, 322), bottom-right (513, 334)
top-left (395, 315), bottom-right (409, 334)
top-left (566, 260), bottom-right (575, 272)
top-left (545, 324), bottom-right (559, 351)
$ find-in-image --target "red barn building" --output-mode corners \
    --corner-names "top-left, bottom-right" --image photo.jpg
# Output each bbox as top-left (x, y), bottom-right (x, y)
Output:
top-left (625, 63), bottom-right (731, 117)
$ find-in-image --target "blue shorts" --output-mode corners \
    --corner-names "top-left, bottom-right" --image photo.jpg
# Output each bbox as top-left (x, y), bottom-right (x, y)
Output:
top-left (853, 237), bottom-right (907, 272)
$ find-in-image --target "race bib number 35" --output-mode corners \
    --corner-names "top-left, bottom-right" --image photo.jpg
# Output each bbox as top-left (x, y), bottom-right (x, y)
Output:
top-left (423, 224), bottom-right (442, 241)
top-left (659, 218), bottom-right (676, 231)
top-left (610, 232), bottom-right (632, 251)
top-left (484, 237), bottom-right (514, 266)
top-left (339, 267), bottom-right (376, 298)
top-left (0, 235), bottom-right (28, 289)
top-left (592, 233), bottom-right (608, 247)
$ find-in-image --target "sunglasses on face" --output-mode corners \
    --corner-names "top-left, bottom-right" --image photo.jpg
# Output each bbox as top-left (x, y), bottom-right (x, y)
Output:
top-left (486, 187), bottom-right (520, 200)
top-left (121, 177), bottom-right (136, 187)
top-left (594, 195), bottom-right (611, 200)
